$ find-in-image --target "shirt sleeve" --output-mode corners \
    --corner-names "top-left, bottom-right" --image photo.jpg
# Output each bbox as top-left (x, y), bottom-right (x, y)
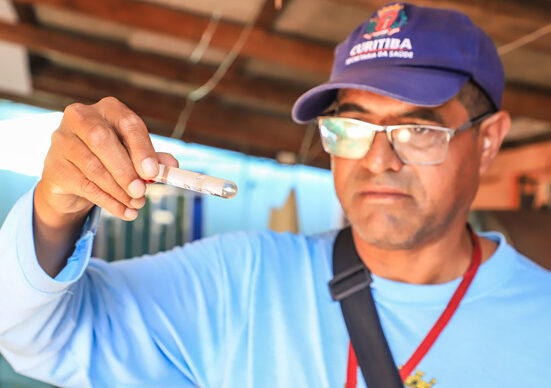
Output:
top-left (0, 187), bottom-right (97, 386)
top-left (2, 186), bottom-right (96, 294)
top-left (0, 187), bottom-right (257, 388)
top-left (54, 203), bottom-right (100, 282)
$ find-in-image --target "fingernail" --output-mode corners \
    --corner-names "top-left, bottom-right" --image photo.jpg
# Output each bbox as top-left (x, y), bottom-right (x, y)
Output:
top-left (124, 208), bottom-right (138, 220)
top-left (128, 179), bottom-right (146, 198)
top-left (142, 157), bottom-right (158, 179)
top-left (130, 197), bottom-right (145, 209)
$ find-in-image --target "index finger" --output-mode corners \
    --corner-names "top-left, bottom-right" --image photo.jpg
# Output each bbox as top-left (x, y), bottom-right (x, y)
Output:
top-left (64, 103), bottom-right (148, 200)
top-left (94, 97), bottom-right (159, 180)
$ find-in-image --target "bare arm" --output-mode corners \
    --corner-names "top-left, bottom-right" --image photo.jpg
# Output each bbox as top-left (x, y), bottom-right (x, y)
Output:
top-left (33, 97), bottom-right (178, 277)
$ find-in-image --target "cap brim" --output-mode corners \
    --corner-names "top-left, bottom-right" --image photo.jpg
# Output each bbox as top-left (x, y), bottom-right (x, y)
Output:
top-left (292, 66), bottom-right (469, 123)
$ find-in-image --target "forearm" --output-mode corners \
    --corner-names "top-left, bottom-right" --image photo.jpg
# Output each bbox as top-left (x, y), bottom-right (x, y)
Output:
top-left (33, 181), bottom-right (91, 278)
top-left (0, 186), bottom-right (87, 330)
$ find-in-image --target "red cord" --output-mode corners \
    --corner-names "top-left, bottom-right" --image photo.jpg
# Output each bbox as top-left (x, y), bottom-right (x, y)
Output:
top-left (346, 342), bottom-right (357, 388)
top-left (345, 228), bottom-right (482, 386)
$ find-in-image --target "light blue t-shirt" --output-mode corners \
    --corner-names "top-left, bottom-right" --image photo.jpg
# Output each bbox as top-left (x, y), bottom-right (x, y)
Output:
top-left (0, 188), bottom-right (550, 388)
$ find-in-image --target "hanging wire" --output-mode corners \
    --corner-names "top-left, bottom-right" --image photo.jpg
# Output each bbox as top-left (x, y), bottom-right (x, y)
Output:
top-left (498, 23), bottom-right (551, 56)
top-left (172, 98), bottom-right (196, 140)
top-left (189, 10), bottom-right (222, 64)
top-left (187, 20), bottom-right (254, 102)
top-left (171, 10), bottom-right (222, 139)
top-left (171, 4), bottom-right (262, 139)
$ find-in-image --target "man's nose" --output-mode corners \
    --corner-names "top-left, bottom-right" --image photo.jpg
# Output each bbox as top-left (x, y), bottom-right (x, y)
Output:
top-left (359, 132), bottom-right (404, 174)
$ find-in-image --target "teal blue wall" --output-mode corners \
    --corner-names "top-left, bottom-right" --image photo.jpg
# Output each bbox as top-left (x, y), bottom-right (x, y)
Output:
top-left (0, 356), bottom-right (52, 388)
top-left (0, 100), bottom-right (51, 120)
top-left (0, 170), bottom-right (39, 225)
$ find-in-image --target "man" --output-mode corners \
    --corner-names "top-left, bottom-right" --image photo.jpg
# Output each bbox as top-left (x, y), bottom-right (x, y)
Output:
top-left (0, 2), bottom-right (550, 387)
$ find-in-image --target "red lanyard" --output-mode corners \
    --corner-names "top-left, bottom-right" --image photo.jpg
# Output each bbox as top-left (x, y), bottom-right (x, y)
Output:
top-left (345, 228), bottom-right (482, 387)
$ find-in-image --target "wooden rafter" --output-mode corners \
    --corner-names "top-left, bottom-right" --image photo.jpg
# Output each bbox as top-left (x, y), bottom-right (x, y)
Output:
top-left (327, 0), bottom-right (551, 52)
top-left (502, 84), bottom-right (551, 124)
top-left (0, 20), bottom-right (304, 109)
top-left (27, 62), bottom-right (329, 167)
top-left (0, 0), bottom-right (550, 167)
top-left (225, 0), bottom-right (291, 76)
top-left (13, 0), bottom-right (335, 74)
top-left (1, 19), bottom-right (551, 124)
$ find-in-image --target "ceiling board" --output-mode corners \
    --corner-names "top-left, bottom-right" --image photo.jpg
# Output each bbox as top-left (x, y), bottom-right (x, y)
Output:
top-left (140, 0), bottom-right (265, 24)
top-left (329, 0), bottom-right (551, 53)
top-left (2, 0), bottom-right (551, 165)
top-left (244, 58), bottom-right (326, 87)
top-left (508, 117), bottom-right (551, 142)
top-left (36, 4), bottom-right (228, 65)
top-left (501, 46), bottom-right (551, 88)
top-left (0, 0), bottom-right (31, 96)
top-left (275, 0), bottom-right (373, 44)
top-left (0, 0), bottom-right (18, 22)
top-left (46, 52), bottom-right (137, 81)
top-left (46, 53), bottom-right (195, 97)
top-left (129, 30), bottom-right (227, 65)
top-left (35, 4), bottom-right (132, 42)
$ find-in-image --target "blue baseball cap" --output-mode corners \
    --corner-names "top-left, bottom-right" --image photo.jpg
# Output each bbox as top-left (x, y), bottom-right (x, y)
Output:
top-left (292, 2), bottom-right (504, 123)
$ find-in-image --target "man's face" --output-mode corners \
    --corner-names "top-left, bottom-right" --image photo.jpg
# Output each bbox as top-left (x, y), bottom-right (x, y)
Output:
top-left (331, 89), bottom-right (482, 250)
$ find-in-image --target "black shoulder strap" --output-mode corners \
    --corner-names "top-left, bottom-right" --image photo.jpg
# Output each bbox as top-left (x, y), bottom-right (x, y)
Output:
top-left (329, 227), bottom-right (402, 388)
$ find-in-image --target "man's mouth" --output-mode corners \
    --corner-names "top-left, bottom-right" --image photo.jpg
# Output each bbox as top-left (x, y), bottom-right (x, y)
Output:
top-left (359, 186), bottom-right (412, 201)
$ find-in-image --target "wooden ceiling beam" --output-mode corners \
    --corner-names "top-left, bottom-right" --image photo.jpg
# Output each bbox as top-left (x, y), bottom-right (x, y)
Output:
top-left (12, 2), bottom-right (38, 24)
top-left (0, 20), bottom-right (305, 109)
top-left (2, 17), bottom-right (550, 123)
top-left (226, 0), bottom-right (291, 76)
top-left (326, 0), bottom-right (551, 52)
top-left (13, 0), bottom-right (334, 74)
top-left (1, 87), bottom-right (331, 166)
top-left (334, 0), bottom-right (551, 16)
top-left (255, 0), bottom-right (290, 31)
top-left (30, 63), bottom-right (315, 156)
top-left (503, 84), bottom-right (551, 123)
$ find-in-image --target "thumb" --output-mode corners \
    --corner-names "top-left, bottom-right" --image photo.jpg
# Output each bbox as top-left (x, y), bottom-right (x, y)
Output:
top-left (155, 152), bottom-right (179, 168)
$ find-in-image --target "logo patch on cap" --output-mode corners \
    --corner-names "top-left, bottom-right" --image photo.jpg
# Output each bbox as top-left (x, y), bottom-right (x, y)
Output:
top-left (364, 3), bottom-right (407, 39)
top-left (346, 3), bottom-right (413, 66)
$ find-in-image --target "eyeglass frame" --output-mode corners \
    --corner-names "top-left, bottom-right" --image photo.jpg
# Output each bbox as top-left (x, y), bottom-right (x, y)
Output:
top-left (317, 111), bottom-right (494, 165)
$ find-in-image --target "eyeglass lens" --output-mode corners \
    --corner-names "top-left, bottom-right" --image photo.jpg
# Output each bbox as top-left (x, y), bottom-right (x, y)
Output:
top-left (319, 118), bottom-right (452, 165)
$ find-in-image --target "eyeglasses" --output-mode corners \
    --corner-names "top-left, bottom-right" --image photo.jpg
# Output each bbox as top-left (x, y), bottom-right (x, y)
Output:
top-left (318, 112), bottom-right (493, 165)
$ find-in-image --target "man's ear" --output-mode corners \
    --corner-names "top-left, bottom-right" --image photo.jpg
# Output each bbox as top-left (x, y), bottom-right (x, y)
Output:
top-left (478, 110), bottom-right (511, 175)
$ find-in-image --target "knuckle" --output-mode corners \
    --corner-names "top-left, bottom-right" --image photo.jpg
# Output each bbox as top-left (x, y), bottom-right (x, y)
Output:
top-left (98, 96), bottom-right (120, 106)
top-left (111, 164), bottom-right (131, 180)
top-left (50, 129), bottom-right (62, 145)
top-left (51, 128), bottom-right (72, 148)
top-left (83, 155), bottom-right (104, 176)
top-left (119, 114), bottom-right (145, 134)
top-left (80, 179), bottom-right (100, 196)
top-left (65, 139), bottom-right (81, 158)
top-left (121, 195), bottom-right (135, 208)
top-left (86, 123), bottom-right (111, 148)
top-left (111, 202), bottom-right (127, 218)
top-left (105, 185), bottom-right (132, 211)
top-left (113, 185), bottom-right (133, 205)
top-left (63, 103), bottom-right (86, 120)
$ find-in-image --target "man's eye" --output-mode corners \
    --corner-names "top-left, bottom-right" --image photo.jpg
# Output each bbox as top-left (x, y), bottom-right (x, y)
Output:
top-left (411, 127), bottom-right (429, 134)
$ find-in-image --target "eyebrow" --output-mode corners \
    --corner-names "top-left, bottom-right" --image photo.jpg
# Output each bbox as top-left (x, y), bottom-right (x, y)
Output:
top-left (401, 108), bottom-right (444, 125)
top-left (334, 102), bottom-right (368, 114)
top-left (335, 103), bottom-right (445, 125)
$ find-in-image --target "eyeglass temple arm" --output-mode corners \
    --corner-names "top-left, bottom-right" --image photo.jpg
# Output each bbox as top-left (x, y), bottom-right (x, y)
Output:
top-left (454, 112), bottom-right (494, 134)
